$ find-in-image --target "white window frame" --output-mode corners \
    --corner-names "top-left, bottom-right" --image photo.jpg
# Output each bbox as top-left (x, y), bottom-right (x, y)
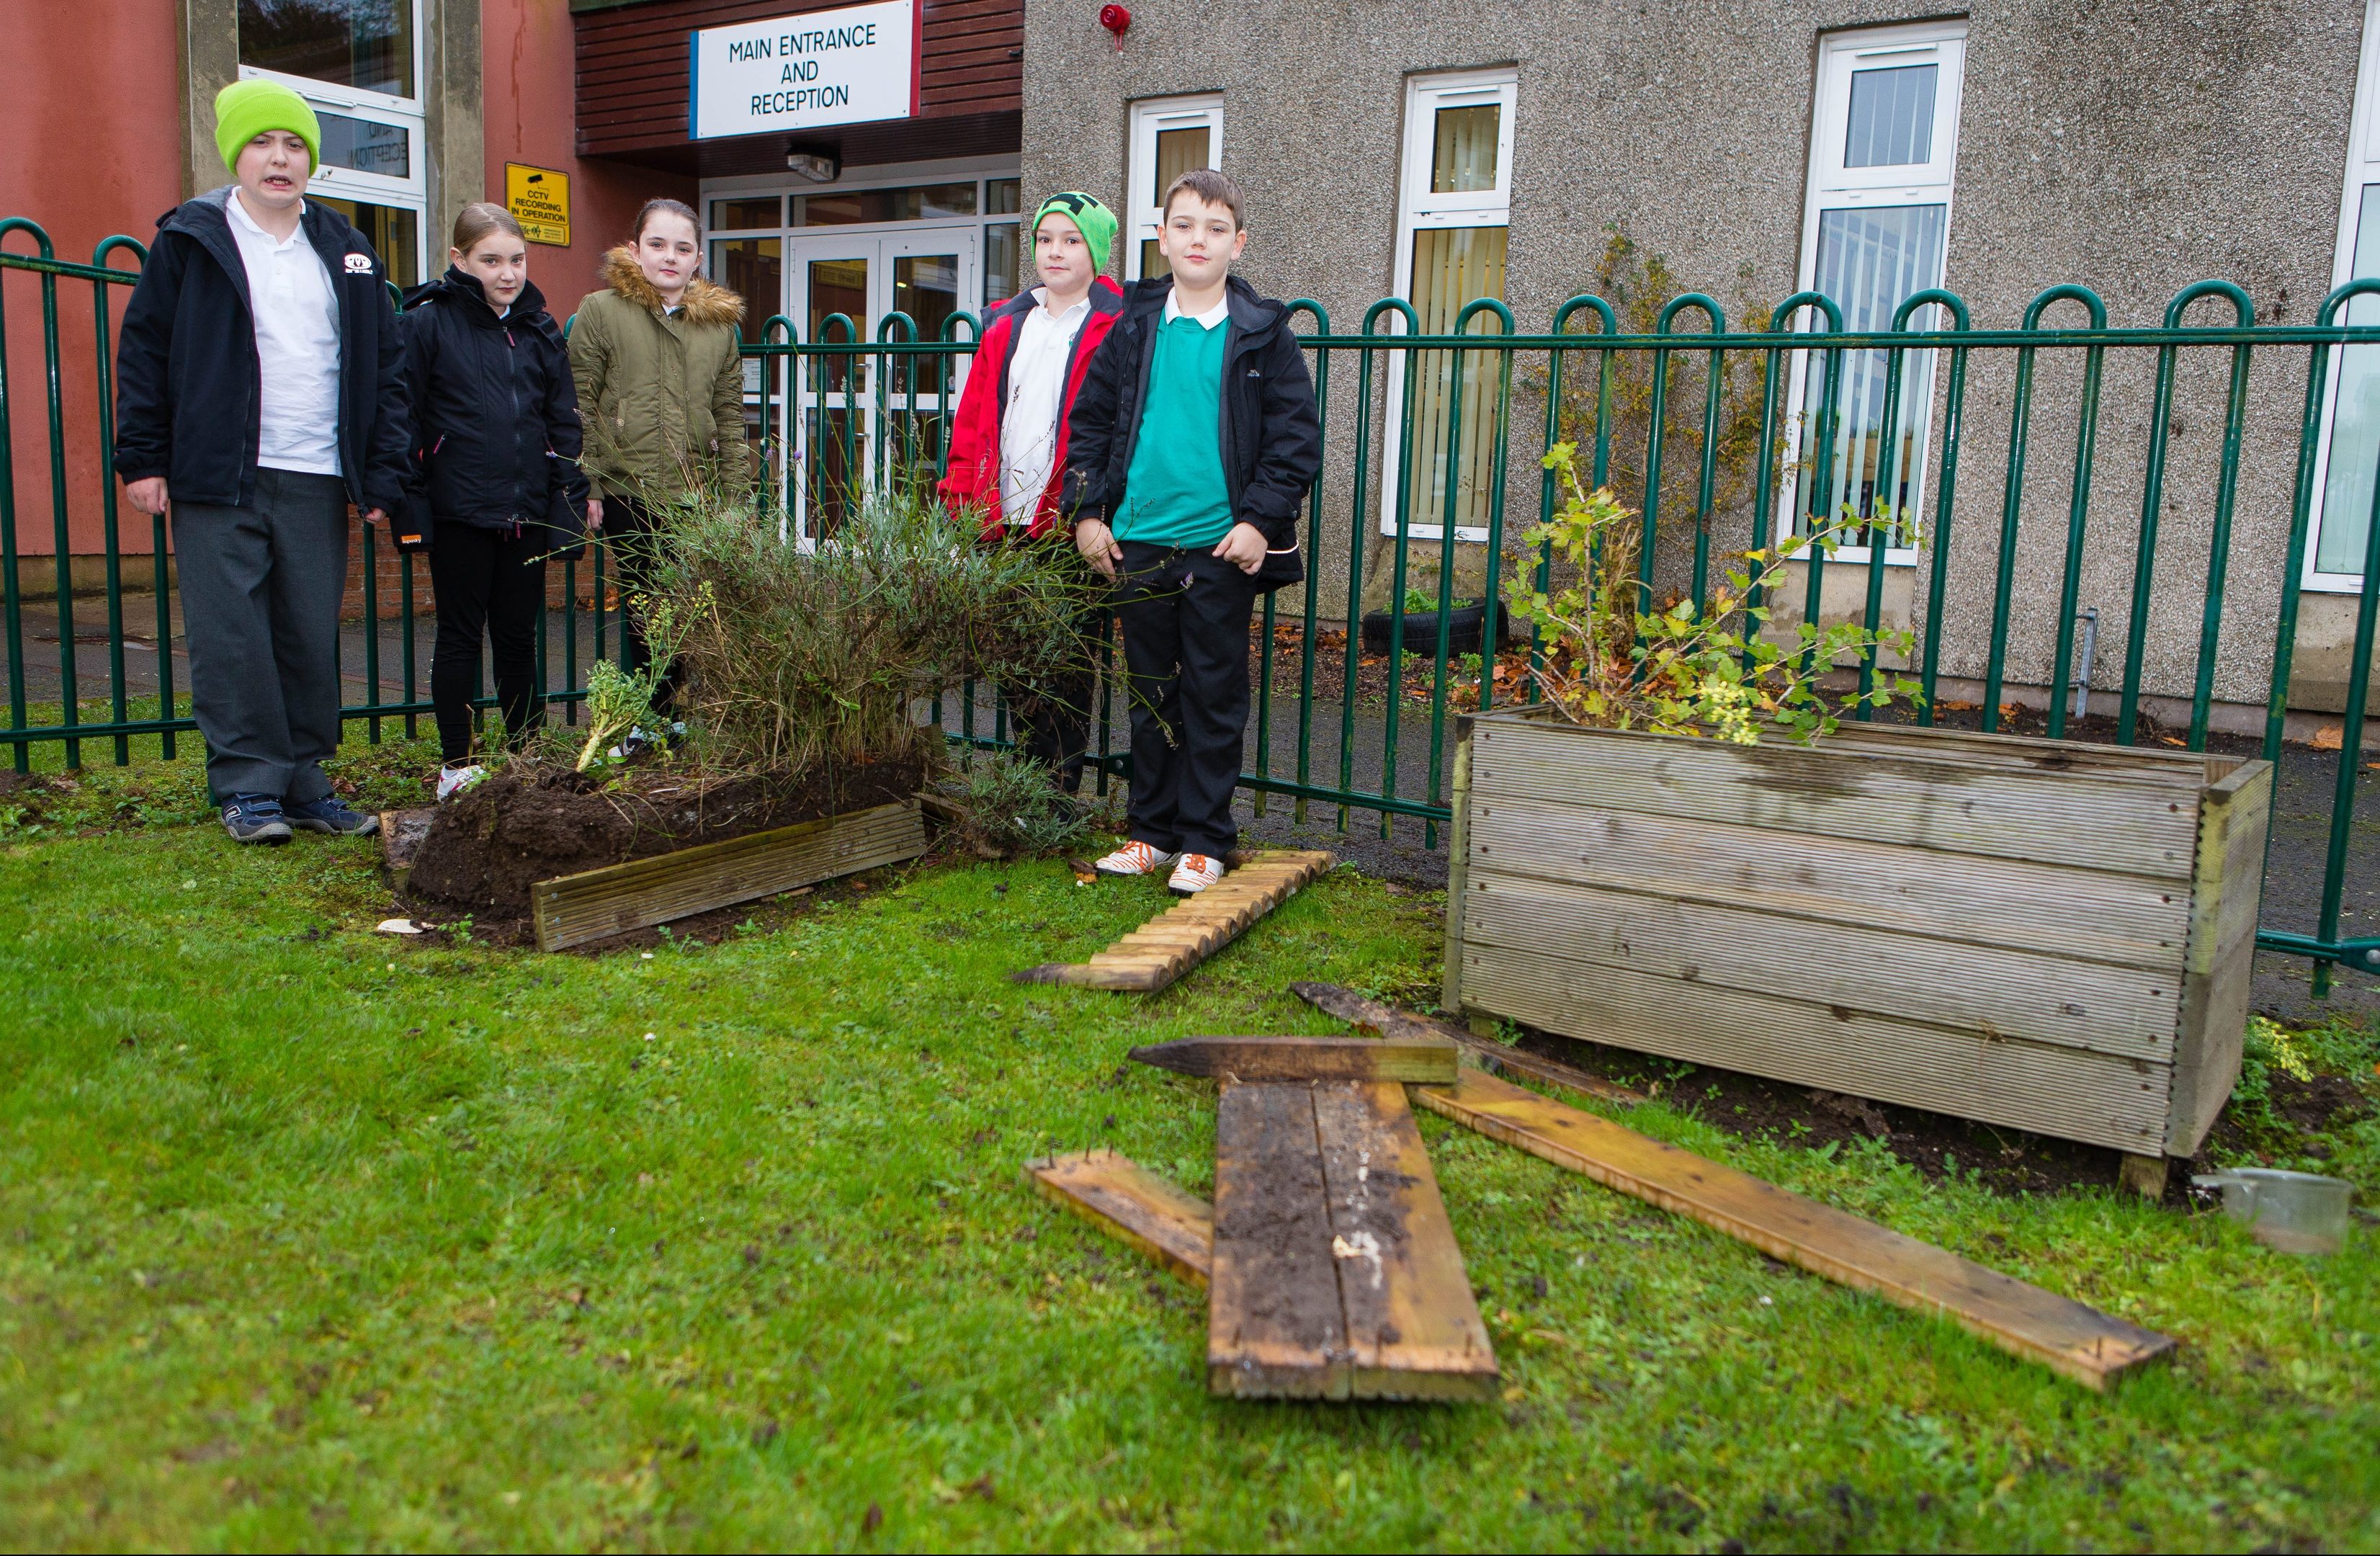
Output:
top-left (1125, 94), bottom-right (1223, 282)
top-left (1779, 20), bottom-right (1967, 566)
top-left (2304, 0), bottom-right (2380, 594)
top-left (1382, 67), bottom-right (1518, 542)
top-left (236, 0), bottom-right (429, 281)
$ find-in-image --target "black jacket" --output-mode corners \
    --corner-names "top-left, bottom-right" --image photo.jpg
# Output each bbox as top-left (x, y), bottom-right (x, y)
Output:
top-left (112, 187), bottom-right (409, 515)
top-left (1062, 274), bottom-right (1322, 591)
top-left (396, 269), bottom-right (589, 545)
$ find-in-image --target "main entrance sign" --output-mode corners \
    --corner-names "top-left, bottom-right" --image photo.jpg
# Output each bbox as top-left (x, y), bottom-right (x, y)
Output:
top-left (689, 1), bottom-right (921, 141)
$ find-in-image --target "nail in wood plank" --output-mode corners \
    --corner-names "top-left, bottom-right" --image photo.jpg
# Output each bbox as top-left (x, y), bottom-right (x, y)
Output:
top-left (1416, 1067), bottom-right (2175, 1390)
top-left (1130, 1034), bottom-right (1459, 1083)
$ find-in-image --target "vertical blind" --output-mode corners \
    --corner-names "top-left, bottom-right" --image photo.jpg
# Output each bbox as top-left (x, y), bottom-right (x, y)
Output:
top-left (2321, 183), bottom-right (2380, 575)
top-left (1801, 203), bottom-right (1946, 539)
top-left (1405, 225), bottom-right (1508, 535)
top-left (1843, 64), bottom-right (1938, 169)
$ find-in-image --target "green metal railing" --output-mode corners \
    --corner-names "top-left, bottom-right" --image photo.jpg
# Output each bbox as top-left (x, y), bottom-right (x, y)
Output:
top-left (10, 214), bottom-right (2380, 977)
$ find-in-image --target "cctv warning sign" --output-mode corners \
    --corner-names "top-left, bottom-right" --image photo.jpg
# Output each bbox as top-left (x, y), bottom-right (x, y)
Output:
top-left (505, 164), bottom-right (571, 246)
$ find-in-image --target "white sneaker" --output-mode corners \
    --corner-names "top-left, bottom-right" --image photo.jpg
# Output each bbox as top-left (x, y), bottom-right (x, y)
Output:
top-left (1094, 840), bottom-right (1178, 877)
top-left (436, 764), bottom-right (486, 802)
top-left (1167, 852), bottom-right (1225, 895)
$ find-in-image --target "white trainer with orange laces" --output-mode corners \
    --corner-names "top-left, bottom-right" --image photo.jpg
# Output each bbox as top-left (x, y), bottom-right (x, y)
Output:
top-left (1167, 852), bottom-right (1225, 895)
top-left (1093, 840), bottom-right (1178, 877)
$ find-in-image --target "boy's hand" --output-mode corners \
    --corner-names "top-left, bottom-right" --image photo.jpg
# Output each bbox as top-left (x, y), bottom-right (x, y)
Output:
top-left (1214, 522), bottom-right (1268, 575)
top-left (1075, 518), bottom-right (1123, 578)
top-left (125, 478), bottom-right (169, 516)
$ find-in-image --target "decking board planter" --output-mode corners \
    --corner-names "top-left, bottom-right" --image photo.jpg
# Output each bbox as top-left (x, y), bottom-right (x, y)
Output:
top-left (531, 797), bottom-right (927, 952)
top-left (1442, 707), bottom-right (2272, 1161)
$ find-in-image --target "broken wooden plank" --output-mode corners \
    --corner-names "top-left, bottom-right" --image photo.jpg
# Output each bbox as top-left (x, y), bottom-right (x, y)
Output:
top-left (1209, 1080), bottom-right (1348, 1398)
top-left (531, 799), bottom-right (926, 952)
top-left (1129, 1034), bottom-right (1459, 1084)
top-left (1026, 1150), bottom-right (1212, 1287)
top-left (1289, 980), bottom-right (1647, 1106)
top-left (1415, 1067), bottom-right (2177, 1390)
top-left (1013, 849), bottom-right (1333, 991)
top-left (1312, 1081), bottom-right (1501, 1401)
top-left (1209, 1079), bottom-right (1498, 1401)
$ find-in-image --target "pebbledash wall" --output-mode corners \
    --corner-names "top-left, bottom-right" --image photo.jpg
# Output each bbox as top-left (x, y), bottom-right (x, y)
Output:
top-left (1021, 1), bottom-right (2380, 723)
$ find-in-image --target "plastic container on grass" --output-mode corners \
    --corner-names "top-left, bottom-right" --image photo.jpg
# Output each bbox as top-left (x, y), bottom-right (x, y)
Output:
top-left (2191, 1168), bottom-right (2354, 1255)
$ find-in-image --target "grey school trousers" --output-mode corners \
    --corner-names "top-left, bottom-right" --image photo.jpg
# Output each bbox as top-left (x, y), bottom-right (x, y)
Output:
top-left (170, 468), bottom-right (351, 804)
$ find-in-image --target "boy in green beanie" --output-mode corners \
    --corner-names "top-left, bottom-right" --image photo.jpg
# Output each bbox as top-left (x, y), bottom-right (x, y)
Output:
top-left (112, 79), bottom-right (410, 844)
top-left (936, 190), bottom-right (1126, 792)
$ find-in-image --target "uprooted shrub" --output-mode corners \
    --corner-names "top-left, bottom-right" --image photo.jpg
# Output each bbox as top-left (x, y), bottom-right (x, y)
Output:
top-left (640, 483), bottom-right (1104, 776)
top-left (932, 749), bottom-right (1100, 860)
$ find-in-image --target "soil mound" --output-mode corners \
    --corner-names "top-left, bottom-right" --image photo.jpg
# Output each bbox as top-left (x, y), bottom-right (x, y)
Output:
top-left (407, 759), bottom-right (922, 916)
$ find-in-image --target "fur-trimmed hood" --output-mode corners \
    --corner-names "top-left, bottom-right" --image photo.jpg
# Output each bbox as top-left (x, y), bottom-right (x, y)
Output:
top-left (599, 244), bottom-right (746, 328)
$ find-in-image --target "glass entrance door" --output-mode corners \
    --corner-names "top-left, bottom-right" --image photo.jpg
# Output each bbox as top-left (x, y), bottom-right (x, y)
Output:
top-left (783, 231), bottom-right (978, 544)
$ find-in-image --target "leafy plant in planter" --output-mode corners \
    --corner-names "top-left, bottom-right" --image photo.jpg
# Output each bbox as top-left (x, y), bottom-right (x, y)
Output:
top-left (1502, 443), bottom-right (1921, 743)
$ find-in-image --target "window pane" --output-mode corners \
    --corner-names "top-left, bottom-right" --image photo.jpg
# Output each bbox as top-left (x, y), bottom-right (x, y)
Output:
top-left (1431, 104), bottom-right (1500, 194)
top-left (712, 197), bottom-right (780, 231)
top-left (892, 253), bottom-right (959, 393)
top-left (1800, 204), bottom-right (1946, 539)
top-left (316, 109), bottom-right (408, 179)
top-left (714, 238), bottom-right (782, 327)
top-left (312, 194), bottom-right (416, 286)
top-left (796, 182), bottom-right (976, 226)
top-left (2319, 184), bottom-right (2380, 573)
top-left (1404, 225), bottom-right (1508, 535)
top-left (986, 178), bottom-right (1022, 215)
top-left (1843, 63), bottom-right (1938, 169)
top-left (1153, 125), bottom-right (1209, 205)
top-left (985, 221), bottom-right (1019, 305)
top-left (239, 0), bottom-right (414, 98)
top-left (808, 256), bottom-right (868, 391)
top-left (1142, 238), bottom-right (1168, 280)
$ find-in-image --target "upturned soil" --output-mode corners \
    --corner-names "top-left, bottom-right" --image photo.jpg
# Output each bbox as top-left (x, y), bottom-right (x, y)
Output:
top-left (406, 758), bottom-right (923, 918)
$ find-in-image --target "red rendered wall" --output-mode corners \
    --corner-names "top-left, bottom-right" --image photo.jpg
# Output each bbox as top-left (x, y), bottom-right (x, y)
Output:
top-left (0, 0), bottom-right (184, 560)
top-left (480, 0), bottom-right (696, 327)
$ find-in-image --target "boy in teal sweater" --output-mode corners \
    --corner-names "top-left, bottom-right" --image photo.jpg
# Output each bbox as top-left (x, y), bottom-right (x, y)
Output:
top-left (1061, 169), bottom-right (1323, 894)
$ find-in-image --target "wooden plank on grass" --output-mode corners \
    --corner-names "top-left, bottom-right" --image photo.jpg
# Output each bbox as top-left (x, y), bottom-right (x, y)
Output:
top-left (531, 799), bottom-right (926, 952)
top-left (1012, 849), bottom-right (1333, 991)
top-left (1208, 1079), bottom-right (1498, 1401)
top-left (1415, 1067), bottom-right (2177, 1390)
top-left (1288, 980), bottom-right (1648, 1106)
top-left (1129, 1034), bottom-right (1459, 1083)
top-left (1027, 1150), bottom-right (1213, 1287)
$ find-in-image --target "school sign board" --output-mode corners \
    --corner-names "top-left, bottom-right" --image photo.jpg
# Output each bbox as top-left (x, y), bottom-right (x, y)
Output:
top-left (689, 1), bottom-right (921, 141)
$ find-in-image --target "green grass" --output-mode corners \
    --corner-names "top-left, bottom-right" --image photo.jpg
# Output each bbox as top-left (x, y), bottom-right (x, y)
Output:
top-left (4, 741), bottom-right (2380, 1550)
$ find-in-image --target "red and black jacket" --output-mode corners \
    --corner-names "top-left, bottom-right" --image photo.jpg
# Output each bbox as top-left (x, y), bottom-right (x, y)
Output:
top-left (936, 277), bottom-right (1125, 540)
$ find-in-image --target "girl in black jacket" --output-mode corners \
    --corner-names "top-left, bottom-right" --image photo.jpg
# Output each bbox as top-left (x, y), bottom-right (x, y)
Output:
top-left (398, 202), bottom-right (595, 798)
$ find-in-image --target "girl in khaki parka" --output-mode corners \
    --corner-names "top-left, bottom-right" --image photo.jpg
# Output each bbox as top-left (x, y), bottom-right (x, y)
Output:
top-left (569, 197), bottom-right (749, 715)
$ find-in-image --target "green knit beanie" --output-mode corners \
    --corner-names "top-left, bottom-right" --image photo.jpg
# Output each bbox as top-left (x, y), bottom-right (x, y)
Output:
top-left (1033, 192), bottom-right (1117, 272)
top-left (214, 79), bottom-right (321, 175)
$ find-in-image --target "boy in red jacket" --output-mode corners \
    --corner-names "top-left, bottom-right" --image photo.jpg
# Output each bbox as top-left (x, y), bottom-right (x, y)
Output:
top-left (937, 192), bottom-right (1122, 792)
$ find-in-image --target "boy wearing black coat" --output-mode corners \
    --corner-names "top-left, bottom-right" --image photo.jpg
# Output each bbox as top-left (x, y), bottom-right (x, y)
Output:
top-left (1062, 169), bottom-right (1322, 895)
top-left (114, 79), bottom-right (408, 844)
top-left (397, 202), bottom-right (592, 798)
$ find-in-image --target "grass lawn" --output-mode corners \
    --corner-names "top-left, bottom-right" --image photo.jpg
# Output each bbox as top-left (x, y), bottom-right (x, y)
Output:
top-left (4, 735), bottom-right (2380, 1551)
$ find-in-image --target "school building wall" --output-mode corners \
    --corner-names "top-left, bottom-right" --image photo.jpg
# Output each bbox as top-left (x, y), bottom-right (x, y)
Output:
top-left (1021, 0), bottom-right (2379, 720)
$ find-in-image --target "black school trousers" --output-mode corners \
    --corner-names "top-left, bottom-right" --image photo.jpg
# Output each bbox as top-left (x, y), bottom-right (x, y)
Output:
top-left (429, 522), bottom-right (547, 763)
top-left (1112, 540), bottom-right (1258, 858)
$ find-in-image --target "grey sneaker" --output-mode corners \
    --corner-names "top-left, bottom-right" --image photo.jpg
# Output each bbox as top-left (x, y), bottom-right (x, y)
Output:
top-left (221, 793), bottom-right (293, 845)
top-left (284, 795), bottom-right (380, 836)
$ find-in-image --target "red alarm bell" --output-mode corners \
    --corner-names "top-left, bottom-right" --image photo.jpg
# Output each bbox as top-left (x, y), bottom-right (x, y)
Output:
top-left (1099, 4), bottom-right (1131, 50)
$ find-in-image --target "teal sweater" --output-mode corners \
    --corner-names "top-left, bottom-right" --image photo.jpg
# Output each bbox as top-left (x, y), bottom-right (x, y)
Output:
top-left (1114, 311), bottom-right (1232, 548)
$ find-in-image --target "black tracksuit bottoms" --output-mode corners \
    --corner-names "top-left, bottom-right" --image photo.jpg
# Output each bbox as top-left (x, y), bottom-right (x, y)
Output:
top-left (1113, 540), bottom-right (1258, 859)
top-left (429, 523), bottom-right (547, 763)
top-left (604, 494), bottom-right (679, 715)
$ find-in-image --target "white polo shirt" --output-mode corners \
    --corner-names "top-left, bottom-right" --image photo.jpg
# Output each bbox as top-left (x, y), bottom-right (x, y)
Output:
top-left (998, 287), bottom-right (1093, 526)
top-left (225, 189), bottom-right (342, 478)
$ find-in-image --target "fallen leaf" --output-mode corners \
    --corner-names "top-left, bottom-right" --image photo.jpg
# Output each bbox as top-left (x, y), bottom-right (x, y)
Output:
top-left (1066, 857), bottom-right (1098, 884)
top-left (863, 1502), bottom-right (883, 1534)
top-left (2312, 725), bottom-right (2345, 751)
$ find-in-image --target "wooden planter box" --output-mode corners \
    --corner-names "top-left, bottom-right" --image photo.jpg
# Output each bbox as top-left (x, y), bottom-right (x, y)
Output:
top-left (1443, 708), bottom-right (2273, 1163)
top-left (532, 798), bottom-right (927, 952)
